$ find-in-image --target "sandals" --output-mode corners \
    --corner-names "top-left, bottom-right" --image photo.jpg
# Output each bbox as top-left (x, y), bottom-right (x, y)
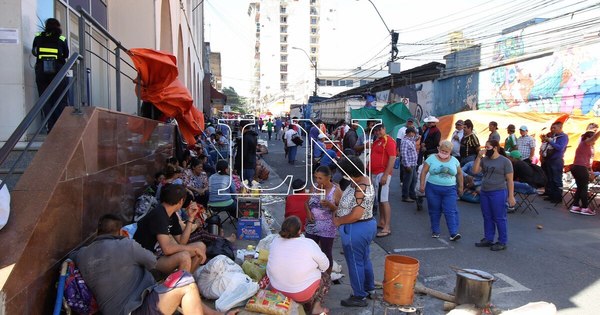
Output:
top-left (376, 231), bottom-right (391, 238)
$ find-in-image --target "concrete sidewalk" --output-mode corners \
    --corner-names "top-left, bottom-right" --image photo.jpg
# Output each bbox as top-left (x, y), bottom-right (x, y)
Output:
top-left (227, 157), bottom-right (428, 315)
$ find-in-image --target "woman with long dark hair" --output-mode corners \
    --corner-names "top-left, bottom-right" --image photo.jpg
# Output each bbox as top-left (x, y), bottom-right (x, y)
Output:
top-left (305, 166), bottom-right (342, 273)
top-left (569, 123), bottom-right (600, 216)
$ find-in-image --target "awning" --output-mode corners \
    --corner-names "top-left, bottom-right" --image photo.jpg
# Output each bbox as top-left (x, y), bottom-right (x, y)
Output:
top-left (128, 48), bottom-right (204, 144)
top-left (210, 86), bottom-right (227, 102)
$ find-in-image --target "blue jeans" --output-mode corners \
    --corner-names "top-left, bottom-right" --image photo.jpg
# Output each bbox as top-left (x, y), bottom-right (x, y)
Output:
top-left (514, 181), bottom-right (537, 194)
top-left (402, 166), bottom-right (417, 199)
top-left (480, 189), bottom-right (508, 244)
top-left (425, 183), bottom-right (459, 235)
top-left (543, 159), bottom-right (564, 200)
top-left (339, 218), bottom-right (376, 298)
top-left (243, 168), bottom-right (255, 183)
top-left (288, 145), bottom-right (298, 163)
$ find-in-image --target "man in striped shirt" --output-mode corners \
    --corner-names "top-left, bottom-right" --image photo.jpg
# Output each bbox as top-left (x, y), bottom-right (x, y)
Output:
top-left (400, 127), bottom-right (419, 202)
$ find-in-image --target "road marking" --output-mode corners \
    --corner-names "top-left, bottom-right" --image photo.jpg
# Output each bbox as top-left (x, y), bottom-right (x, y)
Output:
top-left (393, 246), bottom-right (449, 252)
top-left (493, 273), bottom-right (532, 294)
top-left (438, 238), bottom-right (450, 246)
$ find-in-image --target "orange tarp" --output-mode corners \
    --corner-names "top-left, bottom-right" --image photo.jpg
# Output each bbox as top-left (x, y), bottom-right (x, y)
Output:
top-left (128, 48), bottom-right (204, 144)
top-left (436, 111), bottom-right (599, 165)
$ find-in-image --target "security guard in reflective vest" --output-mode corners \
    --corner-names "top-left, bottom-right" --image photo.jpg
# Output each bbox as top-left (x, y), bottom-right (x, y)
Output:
top-left (32, 18), bottom-right (69, 132)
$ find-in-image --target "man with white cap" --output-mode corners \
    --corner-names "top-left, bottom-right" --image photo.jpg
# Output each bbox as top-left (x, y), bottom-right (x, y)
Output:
top-left (418, 116), bottom-right (441, 165)
top-left (516, 125), bottom-right (536, 163)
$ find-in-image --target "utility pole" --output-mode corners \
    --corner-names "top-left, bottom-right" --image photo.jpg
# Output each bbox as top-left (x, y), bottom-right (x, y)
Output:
top-left (366, 0), bottom-right (398, 63)
top-left (292, 47), bottom-right (318, 96)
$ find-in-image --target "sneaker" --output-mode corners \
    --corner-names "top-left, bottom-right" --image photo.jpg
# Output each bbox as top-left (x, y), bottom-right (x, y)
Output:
top-left (475, 238), bottom-right (493, 247)
top-left (402, 198), bottom-right (415, 203)
top-left (580, 208), bottom-right (597, 216)
top-left (431, 233), bottom-right (440, 238)
top-left (449, 233), bottom-right (462, 241)
top-left (569, 206), bottom-right (582, 213)
top-left (341, 295), bottom-right (368, 307)
top-left (490, 243), bottom-right (507, 251)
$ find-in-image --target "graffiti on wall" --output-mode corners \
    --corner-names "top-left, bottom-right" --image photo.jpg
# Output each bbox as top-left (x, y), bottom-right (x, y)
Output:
top-left (433, 73), bottom-right (478, 117)
top-left (479, 37), bottom-right (600, 116)
top-left (388, 81), bottom-right (435, 122)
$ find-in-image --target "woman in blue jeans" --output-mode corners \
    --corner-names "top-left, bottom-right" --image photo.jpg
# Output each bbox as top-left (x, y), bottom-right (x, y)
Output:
top-left (333, 156), bottom-right (376, 308)
top-left (419, 140), bottom-right (464, 240)
top-left (471, 140), bottom-right (515, 251)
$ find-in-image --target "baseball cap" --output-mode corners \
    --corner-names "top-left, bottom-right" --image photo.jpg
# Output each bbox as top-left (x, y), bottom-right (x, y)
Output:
top-left (519, 125), bottom-right (528, 131)
top-left (509, 150), bottom-right (522, 159)
top-left (455, 120), bottom-right (464, 126)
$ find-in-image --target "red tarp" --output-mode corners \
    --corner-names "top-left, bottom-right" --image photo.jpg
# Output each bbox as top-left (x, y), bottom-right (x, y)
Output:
top-left (128, 48), bottom-right (204, 144)
top-left (436, 111), bottom-right (598, 165)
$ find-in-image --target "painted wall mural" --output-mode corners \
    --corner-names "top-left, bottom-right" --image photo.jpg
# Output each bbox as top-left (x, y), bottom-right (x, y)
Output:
top-left (389, 81), bottom-right (435, 122)
top-left (478, 38), bottom-right (600, 116)
top-left (433, 73), bottom-right (479, 117)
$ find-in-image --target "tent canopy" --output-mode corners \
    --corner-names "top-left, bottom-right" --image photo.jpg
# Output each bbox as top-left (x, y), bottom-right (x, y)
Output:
top-left (128, 48), bottom-right (204, 144)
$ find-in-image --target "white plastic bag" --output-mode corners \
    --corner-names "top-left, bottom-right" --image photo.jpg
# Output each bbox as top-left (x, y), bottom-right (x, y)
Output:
top-left (194, 255), bottom-right (259, 311)
top-left (0, 181), bottom-right (10, 230)
top-left (256, 233), bottom-right (279, 252)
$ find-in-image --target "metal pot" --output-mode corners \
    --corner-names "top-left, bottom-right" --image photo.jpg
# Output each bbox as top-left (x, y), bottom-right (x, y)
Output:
top-left (454, 269), bottom-right (495, 307)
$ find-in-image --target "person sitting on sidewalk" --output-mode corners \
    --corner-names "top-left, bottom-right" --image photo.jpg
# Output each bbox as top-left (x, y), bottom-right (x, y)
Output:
top-left (74, 214), bottom-right (231, 315)
top-left (507, 150), bottom-right (537, 194)
top-left (207, 160), bottom-right (238, 218)
top-left (267, 216), bottom-right (331, 315)
top-left (134, 184), bottom-right (207, 274)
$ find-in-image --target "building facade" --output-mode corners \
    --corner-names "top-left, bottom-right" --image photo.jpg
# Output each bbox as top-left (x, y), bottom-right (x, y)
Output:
top-left (0, 0), bottom-right (207, 142)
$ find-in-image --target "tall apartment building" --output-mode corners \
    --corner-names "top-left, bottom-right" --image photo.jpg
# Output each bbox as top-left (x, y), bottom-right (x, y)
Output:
top-left (247, 0), bottom-right (386, 115)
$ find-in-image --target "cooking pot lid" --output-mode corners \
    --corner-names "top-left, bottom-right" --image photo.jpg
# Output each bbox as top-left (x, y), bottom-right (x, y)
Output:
top-left (457, 269), bottom-right (494, 281)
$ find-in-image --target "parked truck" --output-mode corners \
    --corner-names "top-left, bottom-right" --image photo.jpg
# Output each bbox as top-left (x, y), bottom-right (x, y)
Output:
top-left (311, 95), bottom-right (383, 125)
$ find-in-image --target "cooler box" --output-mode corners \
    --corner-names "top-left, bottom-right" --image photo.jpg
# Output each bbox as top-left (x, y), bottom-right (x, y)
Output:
top-left (237, 197), bottom-right (261, 219)
top-left (237, 218), bottom-right (262, 240)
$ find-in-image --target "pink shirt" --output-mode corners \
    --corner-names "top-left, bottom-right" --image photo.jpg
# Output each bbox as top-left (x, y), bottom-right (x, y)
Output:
top-left (573, 139), bottom-right (593, 168)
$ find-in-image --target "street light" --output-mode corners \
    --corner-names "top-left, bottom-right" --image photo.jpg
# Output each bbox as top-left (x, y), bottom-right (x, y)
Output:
top-left (292, 46), bottom-right (318, 96)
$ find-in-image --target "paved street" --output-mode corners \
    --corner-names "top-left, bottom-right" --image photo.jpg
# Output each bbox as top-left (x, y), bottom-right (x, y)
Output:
top-left (248, 130), bottom-right (600, 315)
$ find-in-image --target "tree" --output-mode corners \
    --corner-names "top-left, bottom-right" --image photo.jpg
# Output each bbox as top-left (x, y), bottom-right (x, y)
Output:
top-left (222, 86), bottom-right (246, 107)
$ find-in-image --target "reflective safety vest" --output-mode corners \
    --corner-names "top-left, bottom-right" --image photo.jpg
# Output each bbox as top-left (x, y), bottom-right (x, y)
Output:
top-left (34, 32), bottom-right (67, 60)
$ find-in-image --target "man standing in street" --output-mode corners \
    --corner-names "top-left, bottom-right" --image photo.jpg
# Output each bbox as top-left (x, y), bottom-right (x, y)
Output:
top-left (504, 124), bottom-right (518, 152)
top-left (285, 124), bottom-right (299, 165)
top-left (274, 117), bottom-right (282, 140)
top-left (241, 121), bottom-right (258, 182)
top-left (418, 116), bottom-right (441, 165)
top-left (266, 118), bottom-right (274, 141)
top-left (539, 122), bottom-right (568, 203)
top-left (370, 124), bottom-right (396, 238)
top-left (460, 119), bottom-right (480, 166)
top-left (400, 127), bottom-right (418, 203)
top-left (516, 125), bottom-right (536, 163)
top-left (488, 121), bottom-right (501, 142)
top-left (396, 118), bottom-right (416, 181)
top-left (451, 120), bottom-right (464, 159)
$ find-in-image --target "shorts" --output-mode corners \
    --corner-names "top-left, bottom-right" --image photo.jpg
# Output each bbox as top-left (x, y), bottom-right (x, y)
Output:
top-left (131, 289), bottom-right (160, 315)
top-left (372, 173), bottom-right (391, 203)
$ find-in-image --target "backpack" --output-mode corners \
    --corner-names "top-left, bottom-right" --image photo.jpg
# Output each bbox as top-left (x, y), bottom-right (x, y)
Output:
top-left (291, 133), bottom-right (304, 146)
top-left (527, 163), bottom-right (547, 188)
top-left (134, 194), bottom-right (158, 222)
top-left (64, 260), bottom-right (99, 314)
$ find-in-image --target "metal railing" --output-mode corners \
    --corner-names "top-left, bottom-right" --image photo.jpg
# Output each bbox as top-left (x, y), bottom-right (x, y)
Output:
top-left (0, 53), bottom-right (82, 191)
top-left (0, 7), bottom-right (144, 191)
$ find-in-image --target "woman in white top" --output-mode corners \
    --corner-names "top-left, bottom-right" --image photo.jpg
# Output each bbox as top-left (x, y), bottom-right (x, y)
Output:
top-left (267, 216), bottom-right (331, 315)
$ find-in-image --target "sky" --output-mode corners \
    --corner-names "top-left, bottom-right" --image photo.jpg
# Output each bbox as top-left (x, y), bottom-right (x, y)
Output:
top-left (204, 0), bottom-right (587, 98)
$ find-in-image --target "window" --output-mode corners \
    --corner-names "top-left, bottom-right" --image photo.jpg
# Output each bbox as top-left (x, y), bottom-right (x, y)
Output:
top-left (310, 37), bottom-right (317, 44)
top-left (310, 7), bottom-right (317, 15)
top-left (311, 47), bottom-right (317, 53)
top-left (281, 83), bottom-right (288, 90)
top-left (281, 35), bottom-right (287, 43)
top-left (280, 64), bottom-right (287, 72)
top-left (311, 17), bottom-right (317, 24)
top-left (311, 56), bottom-right (317, 63)
top-left (280, 45), bottom-right (287, 52)
top-left (281, 74), bottom-right (287, 81)
top-left (333, 80), bottom-right (339, 86)
top-left (311, 27), bottom-right (317, 34)
top-left (360, 80), bottom-right (370, 86)
top-left (280, 26), bottom-right (288, 33)
top-left (280, 5), bottom-right (286, 13)
top-left (311, 0), bottom-right (316, 3)
top-left (281, 55), bottom-right (287, 62)
top-left (256, 22), bottom-right (260, 32)
top-left (280, 16), bottom-right (287, 23)
top-left (346, 80), bottom-right (354, 87)
top-left (319, 80), bottom-right (326, 86)
top-left (340, 80), bottom-right (346, 86)
top-left (326, 80), bottom-right (332, 86)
